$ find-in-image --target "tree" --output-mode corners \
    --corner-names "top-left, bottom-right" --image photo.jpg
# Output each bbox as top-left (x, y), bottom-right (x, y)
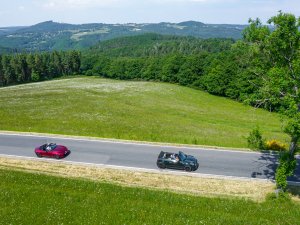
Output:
top-left (33, 54), bottom-right (44, 80)
top-left (141, 57), bottom-right (162, 81)
top-left (2, 55), bottom-right (15, 85)
top-left (177, 53), bottom-right (207, 86)
top-left (161, 54), bottom-right (185, 83)
top-left (69, 50), bottom-right (81, 74)
top-left (243, 11), bottom-right (300, 188)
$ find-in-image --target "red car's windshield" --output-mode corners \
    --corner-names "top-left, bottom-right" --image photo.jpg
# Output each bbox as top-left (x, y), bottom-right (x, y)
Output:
top-left (42, 143), bottom-right (57, 151)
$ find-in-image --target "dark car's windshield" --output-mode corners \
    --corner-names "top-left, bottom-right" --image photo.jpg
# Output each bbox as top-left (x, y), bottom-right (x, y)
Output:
top-left (179, 151), bottom-right (186, 161)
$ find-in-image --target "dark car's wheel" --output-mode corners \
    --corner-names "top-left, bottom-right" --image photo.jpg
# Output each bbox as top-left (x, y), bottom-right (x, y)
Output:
top-left (184, 166), bottom-right (191, 172)
top-left (36, 153), bottom-right (42, 158)
top-left (157, 163), bottom-right (166, 169)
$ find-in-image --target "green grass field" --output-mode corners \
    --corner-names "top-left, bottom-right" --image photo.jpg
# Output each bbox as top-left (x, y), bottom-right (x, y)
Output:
top-left (0, 76), bottom-right (288, 148)
top-left (0, 169), bottom-right (299, 225)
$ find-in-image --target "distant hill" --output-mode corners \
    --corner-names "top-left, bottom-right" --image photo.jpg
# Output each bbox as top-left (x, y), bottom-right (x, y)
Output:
top-left (0, 20), bottom-right (247, 51)
top-left (0, 26), bottom-right (27, 36)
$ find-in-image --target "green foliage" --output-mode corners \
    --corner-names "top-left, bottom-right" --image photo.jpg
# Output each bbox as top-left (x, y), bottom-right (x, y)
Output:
top-left (87, 33), bottom-right (234, 58)
top-left (242, 12), bottom-right (300, 112)
top-left (243, 18), bottom-right (270, 44)
top-left (0, 51), bottom-right (81, 86)
top-left (275, 152), bottom-right (297, 190)
top-left (247, 127), bottom-right (265, 150)
top-left (265, 191), bottom-right (291, 202)
top-left (30, 71), bottom-right (39, 82)
top-left (284, 116), bottom-right (300, 137)
top-left (85, 69), bottom-right (93, 76)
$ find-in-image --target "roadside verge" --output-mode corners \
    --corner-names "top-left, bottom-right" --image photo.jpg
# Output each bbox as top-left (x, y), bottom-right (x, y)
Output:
top-left (0, 155), bottom-right (275, 202)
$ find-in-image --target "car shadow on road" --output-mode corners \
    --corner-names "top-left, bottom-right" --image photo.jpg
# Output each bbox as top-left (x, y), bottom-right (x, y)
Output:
top-left (251, 152), bottom-right (279, 180)
top-left (251, 152), bottom-right (300, 182)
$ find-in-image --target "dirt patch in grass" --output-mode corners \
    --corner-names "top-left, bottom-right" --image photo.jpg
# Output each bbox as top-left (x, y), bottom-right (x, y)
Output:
top-left (0, 156), bottom-right (275, 201)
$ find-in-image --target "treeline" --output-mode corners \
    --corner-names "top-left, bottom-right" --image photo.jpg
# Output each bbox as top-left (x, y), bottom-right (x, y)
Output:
top-left (0, 50), bottom-right (81, 86)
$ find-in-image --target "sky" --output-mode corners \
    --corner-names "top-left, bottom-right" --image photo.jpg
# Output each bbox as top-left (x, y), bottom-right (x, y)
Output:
top-left (0, 0), bottom-right (299, 27)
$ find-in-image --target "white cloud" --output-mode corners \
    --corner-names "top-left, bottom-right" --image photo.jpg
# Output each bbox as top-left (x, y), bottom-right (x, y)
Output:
top-left (18, 6), bottom-right (25, 11)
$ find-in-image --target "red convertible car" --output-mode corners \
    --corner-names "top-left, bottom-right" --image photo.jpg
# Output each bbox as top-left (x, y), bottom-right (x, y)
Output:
top-left (35, 143), bottom-right (70, 159)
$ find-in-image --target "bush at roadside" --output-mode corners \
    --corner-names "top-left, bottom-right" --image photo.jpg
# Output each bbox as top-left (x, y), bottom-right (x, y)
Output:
top-left (247, 127), bottom-right (264, 150)
top-left (265, 139), bottom-right (287, 151)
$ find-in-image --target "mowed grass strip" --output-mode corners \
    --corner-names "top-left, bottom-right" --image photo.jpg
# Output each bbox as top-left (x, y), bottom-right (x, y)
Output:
top-left (1, 168), bottom-right (300, 225)
top-left (0, 76), bottom-right (288, 148)
top-left (0, 157), bottom-right (275, 201)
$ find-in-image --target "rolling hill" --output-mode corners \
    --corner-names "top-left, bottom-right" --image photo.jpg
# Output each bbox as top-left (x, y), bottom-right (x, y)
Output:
top-left (0, 20), bottom-right (246, 52)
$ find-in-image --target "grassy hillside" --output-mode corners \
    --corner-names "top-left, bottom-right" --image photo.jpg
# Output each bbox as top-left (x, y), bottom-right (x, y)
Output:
top-left (0, 77), bottom-right (288, 148)
top-left (1, 169), bottom-right (299, 224)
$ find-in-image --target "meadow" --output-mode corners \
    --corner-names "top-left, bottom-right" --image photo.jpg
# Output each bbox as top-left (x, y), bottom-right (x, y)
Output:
top-left (0, 76), bottom-right (288, 148)
top-left (0, 168), bottom-right (299, 225)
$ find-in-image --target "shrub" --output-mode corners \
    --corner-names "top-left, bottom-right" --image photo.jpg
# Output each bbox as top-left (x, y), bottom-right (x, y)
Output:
top-left (266, 191), bottom-right (291, 201)
top-left (85, 69), bottom-right (93, 76)
top-left (247, 127), bottom-right (264, 150)
top-left (265, 139), bottom-right (287, 151)
top-left (275, 152), bottom-right (297, 190)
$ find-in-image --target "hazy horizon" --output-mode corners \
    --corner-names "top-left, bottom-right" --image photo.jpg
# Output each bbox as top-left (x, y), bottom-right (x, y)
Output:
top-left (0, 0), bottom-right (299, 27)
top-left (0, 19), bottom-right (250, 28)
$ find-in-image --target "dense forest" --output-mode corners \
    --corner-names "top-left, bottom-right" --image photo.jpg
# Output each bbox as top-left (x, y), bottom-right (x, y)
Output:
top-left (0, 51), bottom-right (81, 86)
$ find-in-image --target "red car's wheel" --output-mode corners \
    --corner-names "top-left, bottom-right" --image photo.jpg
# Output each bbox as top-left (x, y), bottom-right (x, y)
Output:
top-left (55, 155), bottom-right (60, 159)
top-left (36, 153), bottom-right (42, 158)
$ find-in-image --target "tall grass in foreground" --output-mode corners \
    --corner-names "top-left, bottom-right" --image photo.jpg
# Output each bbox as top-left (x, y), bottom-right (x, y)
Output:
top-left (0, 77), bottom-right (288, 148)
top-left (0, 169), bottom-right (299, 225)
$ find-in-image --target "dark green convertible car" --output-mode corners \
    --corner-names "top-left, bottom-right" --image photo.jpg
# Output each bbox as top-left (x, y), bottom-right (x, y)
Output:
top-left (156, 151), bottom-right (199, 172)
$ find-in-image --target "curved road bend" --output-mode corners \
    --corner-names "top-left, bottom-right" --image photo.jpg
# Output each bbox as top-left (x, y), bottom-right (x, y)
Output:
top-left (0, 133), bottom-right (299, 182)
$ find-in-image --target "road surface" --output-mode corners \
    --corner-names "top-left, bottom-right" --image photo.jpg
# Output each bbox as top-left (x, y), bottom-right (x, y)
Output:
top-left (0, 133), bottom-right (299, 182)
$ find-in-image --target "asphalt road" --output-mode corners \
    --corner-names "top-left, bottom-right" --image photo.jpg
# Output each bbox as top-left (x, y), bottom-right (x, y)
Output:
top-left (0, 133), bottom-right (299, 182)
